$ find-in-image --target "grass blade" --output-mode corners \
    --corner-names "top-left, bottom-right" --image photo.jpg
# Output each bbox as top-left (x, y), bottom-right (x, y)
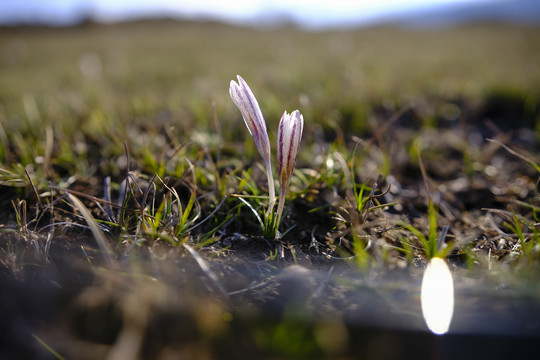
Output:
top-left (32, 334), bottom-right (65, 360)
top-left (68, 193), bottom-right (114, 267)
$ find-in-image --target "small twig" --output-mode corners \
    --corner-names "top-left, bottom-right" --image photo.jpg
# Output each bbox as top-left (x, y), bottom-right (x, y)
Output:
top-left (187, 195), bottom-right (227, 233)
top-left (126, 172), bottom-right (145, 209)
top-left (487, 138), bottom-right (540, 173)
top-left (227, 279), bottom-right (271, 296)
top-left (485, 212), bottom-right (509, 236)
top-left (309, 225), bottom-right (321, 252)
top-left (362, 174), bottom-right (385, 222)
top-left (484, 208), bottom-right (514, 224)
top-left (49, 186), bottom-right (121, 209)
top-left (141, 174), bottom-right (158, 210)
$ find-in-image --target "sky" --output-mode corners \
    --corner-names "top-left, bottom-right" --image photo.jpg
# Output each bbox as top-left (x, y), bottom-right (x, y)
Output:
top-left (0, 0), bottom-right (524, 29)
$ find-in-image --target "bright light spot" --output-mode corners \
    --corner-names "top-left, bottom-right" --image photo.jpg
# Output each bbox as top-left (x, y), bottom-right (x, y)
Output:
top-left (325, 157), bottom-right (335, 169)
top-left (421, 257), bottom-right (454, 335)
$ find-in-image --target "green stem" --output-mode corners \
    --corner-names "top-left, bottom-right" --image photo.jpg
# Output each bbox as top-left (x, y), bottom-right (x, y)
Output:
top-left (275, 186), bottom-right (287, 231)
top-left (265, 162), bottom-right (276, 219)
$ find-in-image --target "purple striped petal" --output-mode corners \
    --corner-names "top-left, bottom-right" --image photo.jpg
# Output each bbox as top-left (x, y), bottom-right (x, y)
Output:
top-left (229, 75), bottom-right (271, 166)
top-left (277, 110), bottom-right (304, 191)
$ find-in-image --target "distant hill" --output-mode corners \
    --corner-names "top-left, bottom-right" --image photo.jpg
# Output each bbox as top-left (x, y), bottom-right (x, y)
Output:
top-left (0, 0), bottom-right (539, 29)
top-left (376, 0), bottom-right (540, 28)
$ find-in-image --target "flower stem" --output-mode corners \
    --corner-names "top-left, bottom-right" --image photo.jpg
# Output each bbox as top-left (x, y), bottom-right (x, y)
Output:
top-left (265, 162), bottom-right (276, 219)
top-left (275, 186), bottom-right (287, 230)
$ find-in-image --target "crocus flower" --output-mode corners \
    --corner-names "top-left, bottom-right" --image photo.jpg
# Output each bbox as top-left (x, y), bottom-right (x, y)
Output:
top-left (230, 75), bottom-right (276, 213)
top-left (276, 110), bottom-right (304, 223)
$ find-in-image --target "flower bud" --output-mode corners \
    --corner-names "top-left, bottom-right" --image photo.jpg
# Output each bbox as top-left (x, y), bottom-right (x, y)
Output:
top-left (277, 110), bottom-right (304, 192)
top-left (229, 75), bottom-right (271, 167)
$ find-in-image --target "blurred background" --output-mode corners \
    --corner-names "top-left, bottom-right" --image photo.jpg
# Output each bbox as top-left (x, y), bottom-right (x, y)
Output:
top-left (1, 0), bottom-right (540, 28)
top-left (0, 0), bottom-right (539, 175)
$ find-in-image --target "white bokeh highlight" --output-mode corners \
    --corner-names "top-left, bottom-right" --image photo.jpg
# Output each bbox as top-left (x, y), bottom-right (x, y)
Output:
top-left (421, 257), bottom-right (455, 335)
